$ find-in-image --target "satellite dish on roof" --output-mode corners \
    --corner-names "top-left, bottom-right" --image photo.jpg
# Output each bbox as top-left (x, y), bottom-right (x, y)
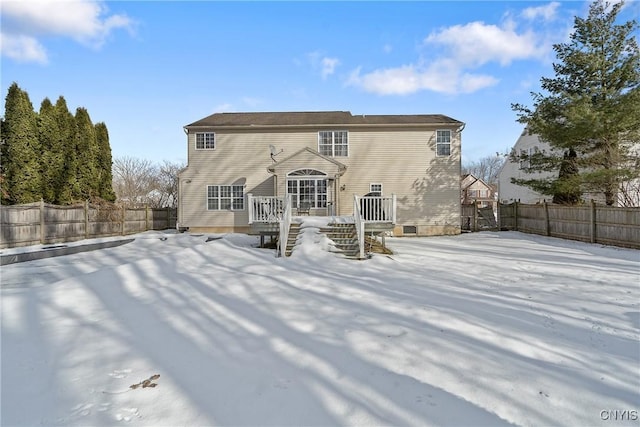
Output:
top-left (269, 145), bottom-right (283, 162)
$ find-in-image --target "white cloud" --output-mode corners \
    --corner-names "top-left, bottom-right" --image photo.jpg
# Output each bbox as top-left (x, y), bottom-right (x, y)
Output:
top-left (347, 16), bottom-right (550, 96)
top-left (382, 43), bottom-right (393, 54)
top-left (306, 51), bottom-right (340, 79)
top-left (321, 57), bottom-right (340, 79)
top-left (1, 0), bottom-right (134, 63)
top-left (347, 62), bottom-right (499, 96)
top-left (0, 33), bottom-right (48, 64)
top-left (424, 21), bottom-right (546, 67)
top-left (521, 2), bottom-right (561, 21)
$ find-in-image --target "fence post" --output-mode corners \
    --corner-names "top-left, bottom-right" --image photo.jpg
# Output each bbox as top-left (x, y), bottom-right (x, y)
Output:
top-left (590, 199), bottom-right (596, 243)
top-left (167, 206), bottom-right (170, 229)
top-left (121, 205), bottom-right (126, 236)
top-left (543, 200), bottom-right (550, 236)
top-left (514, 201), bottom-right (519, 231)
top-left (497, 202), bottom-right (501, 230)
top-left (84, 200), bottom-right (89, 239)
top-left (145, 205), bottom-right (150, 231)
top-left (473, 201), bottom-right (478, 232)
top-left (40, 199), bottom-right (45, 244)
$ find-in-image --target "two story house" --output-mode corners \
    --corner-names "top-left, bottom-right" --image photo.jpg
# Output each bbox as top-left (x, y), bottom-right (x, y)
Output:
top-left (177, 111), bottom-right (464, 237)
top-left (461, 173), bottom-right (496, 209)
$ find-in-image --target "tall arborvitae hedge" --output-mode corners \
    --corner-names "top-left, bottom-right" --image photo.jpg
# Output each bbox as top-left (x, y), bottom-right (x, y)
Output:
top-left (74, 107), bottom-right (99, 200)
top-left (2, 83), bottom-right (42, 204)
top-left (1, 83), bottom-right (117, 205)
top-left (55, 96), bottom-right (79, 204)
top-left (95, 122), bottom-right (116, 202)
top-left (38, 98), bottom-right (61, 203)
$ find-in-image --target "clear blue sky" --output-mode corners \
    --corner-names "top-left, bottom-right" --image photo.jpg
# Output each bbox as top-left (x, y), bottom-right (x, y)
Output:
top-left (2, 1), bottom-right (638, 166)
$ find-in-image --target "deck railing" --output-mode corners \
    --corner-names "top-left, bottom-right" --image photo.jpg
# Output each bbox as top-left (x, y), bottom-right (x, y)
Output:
top-left (353, 196), bottom-right (366, 259)
top-left (247, 194), bottom-right (285, 224)
top-left (278, 194), bottom-right (292, 257)
top-left (359, 194), bottom-right (396, 223)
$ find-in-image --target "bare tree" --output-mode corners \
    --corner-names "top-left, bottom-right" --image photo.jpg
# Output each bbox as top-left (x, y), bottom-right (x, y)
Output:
top-left (462, 154), bottom-right (506, 184)
top-left (619, 178), bottom-right (640, 207)
top-left (155, 160), bottom-right (184, 208)
top-left (112, 156), bottom-right (158, 207)
top-left (112, 156), bottom-right (185, 208)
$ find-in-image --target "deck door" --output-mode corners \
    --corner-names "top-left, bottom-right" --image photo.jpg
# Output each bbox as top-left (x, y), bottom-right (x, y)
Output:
top-left (286, 169), bottom-right (328, 210)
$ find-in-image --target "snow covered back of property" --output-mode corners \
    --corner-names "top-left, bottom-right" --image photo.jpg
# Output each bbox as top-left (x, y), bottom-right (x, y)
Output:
top-left (1, 230), bottom-right (639, 426)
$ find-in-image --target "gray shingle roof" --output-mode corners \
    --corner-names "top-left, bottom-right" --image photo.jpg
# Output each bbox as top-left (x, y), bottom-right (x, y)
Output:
top-left (185, 111), bottom-right (462, 128)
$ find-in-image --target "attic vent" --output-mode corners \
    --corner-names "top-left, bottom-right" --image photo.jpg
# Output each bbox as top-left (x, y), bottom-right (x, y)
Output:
top-left (403, 225), bottom-right (417, 235)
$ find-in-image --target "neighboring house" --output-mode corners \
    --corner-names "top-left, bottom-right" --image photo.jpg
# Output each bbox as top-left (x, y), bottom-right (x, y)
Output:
top-left (498, 128), bottom-right (640, 206)
top-left (178, 111), bottom-right (465, 236)
top-left (497, 129), bottom-right (552, 204)
top-left (461, 174), bottom-right (496, 209)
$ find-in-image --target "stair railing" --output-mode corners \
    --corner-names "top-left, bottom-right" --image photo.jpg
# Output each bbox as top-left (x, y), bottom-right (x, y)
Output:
top-left (278, 194), bottom-right (292, 257)
top-left (353, 195), bottom-right (365, 259)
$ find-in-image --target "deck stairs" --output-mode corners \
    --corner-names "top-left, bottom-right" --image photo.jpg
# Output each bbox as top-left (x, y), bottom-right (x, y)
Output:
top-left (285, 222), bottom-right (360, 258)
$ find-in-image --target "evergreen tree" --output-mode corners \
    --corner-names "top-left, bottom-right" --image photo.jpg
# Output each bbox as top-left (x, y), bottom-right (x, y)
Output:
top-left (74, 107), bottom-right (98, 200)
top-left (54, 97), bottom-right (79, 204)
top-left (38, 98), bottom-right (64, 203)
top-left (512, 0), bottom-right (640, 205)
top-left (2, 82), bottom-right (42, 204)
top-left (94, 122), bottom-right (116, 202)
top-left (552, 148), bottom-right (582, 204)
top-left (0, 116), bottom-right (8, 204)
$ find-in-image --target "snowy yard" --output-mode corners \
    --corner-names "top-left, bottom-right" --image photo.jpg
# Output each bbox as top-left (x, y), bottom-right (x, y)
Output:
top-left (1, 230), bottom-right (639, 426)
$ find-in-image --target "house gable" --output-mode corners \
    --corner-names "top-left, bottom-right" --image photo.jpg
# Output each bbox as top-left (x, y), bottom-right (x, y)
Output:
top-left (267, 147), bottom-right (346, 177)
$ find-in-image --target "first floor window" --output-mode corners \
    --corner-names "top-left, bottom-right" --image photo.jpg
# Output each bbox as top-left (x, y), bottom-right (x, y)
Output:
top-left (370, 183), bottom-right (383, 194)
top-left (207, 185), bottom-right (244, 210)
top-left (436, 130), bottom-right (451, 156)
top-left (196, 132), bottom-right (215, 150)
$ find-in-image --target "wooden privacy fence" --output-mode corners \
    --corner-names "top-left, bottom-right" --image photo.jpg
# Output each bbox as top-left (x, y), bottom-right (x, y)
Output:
top-left (498, 201), bottom-right (640, 249)
top-left (0, 201), bottom-right (177, 249)
top-left (461, 203), bottom-right (498, 231)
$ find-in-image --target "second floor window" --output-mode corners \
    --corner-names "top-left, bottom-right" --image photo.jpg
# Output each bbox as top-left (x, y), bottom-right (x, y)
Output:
top-left (318, 131), bottom-right (348, 157)
top-left (196, 132), bottom-right (215, 150)
top-left (519, 146), bottom-right (539, 169)
top-left (436, 130), bottom-right (451, 156)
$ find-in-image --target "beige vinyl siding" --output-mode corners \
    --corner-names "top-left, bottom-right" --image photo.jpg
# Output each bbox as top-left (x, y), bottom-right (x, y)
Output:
top-left (180, 124), bottom-right (461, 235)
top-left (337, 127), bottom-right (461, 233)
top-left (180, 129), bottom-right (322, 230)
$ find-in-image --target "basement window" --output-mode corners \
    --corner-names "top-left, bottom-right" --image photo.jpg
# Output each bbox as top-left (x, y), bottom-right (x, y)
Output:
top-left (403, 225), bottom-right (417, 234)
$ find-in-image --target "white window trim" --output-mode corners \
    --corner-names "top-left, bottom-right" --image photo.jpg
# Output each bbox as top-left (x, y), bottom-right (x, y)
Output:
top-left (436, 129), bottom-right (452, 157)
top-left (318, 130), bottom-right (349, 157)
top-left (519, 147), bottom-right (536, 169)
top-left (195, 132), bottom-right (216, 150)
top-left (206, 184), bottom-right (244, 211)
top-left (369, 183), bottom-right (383, 194)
